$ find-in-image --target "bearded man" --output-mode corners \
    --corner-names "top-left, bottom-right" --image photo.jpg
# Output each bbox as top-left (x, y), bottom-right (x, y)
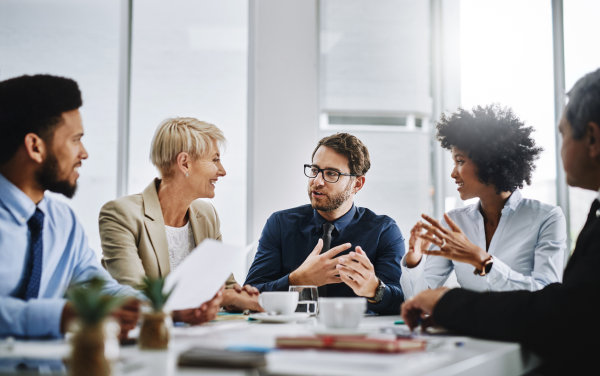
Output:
top-left (245, 133), bottom-right (405, 315)
top-left (0, 75), bottom-right (140, 338)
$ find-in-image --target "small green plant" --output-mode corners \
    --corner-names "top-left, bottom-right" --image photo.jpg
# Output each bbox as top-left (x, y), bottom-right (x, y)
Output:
top-left (141, 277), bottom-right (174, 312)
top-left (66, 277), bottom-right (128, 326)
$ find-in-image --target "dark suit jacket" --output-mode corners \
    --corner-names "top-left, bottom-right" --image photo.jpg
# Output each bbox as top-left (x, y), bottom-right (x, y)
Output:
top-left (433, 199), bottom-right (600, 375)
top-left (245, 204), bottom-right (405, 315)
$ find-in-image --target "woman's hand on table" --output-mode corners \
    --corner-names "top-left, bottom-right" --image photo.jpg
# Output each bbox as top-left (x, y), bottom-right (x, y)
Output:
top-left (405, 223), bottom-right (432, 268)
top-left (416, 213), bottom-right (489, 269)
top-left (173, 286), bottom-right (224, 325)
top-left (233, 283), bottom-right (260, 296)
top-left (222, 288), bottom-right (264, 312)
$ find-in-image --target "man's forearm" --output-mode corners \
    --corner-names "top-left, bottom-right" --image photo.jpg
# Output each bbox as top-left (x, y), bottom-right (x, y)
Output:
top-left (0, 296), bottom-right (67, 338)
top-left (288, 270), bottom-right (303, 286)
top-left (367, 285), bottom-right (403, 315)
top-left (247, 275), bottom-right (291, 293)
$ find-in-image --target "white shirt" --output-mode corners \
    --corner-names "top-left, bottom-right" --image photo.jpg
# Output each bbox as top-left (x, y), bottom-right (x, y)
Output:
top-left (400, 190), bottom-right (566, 299)
top-left (165, 222), bottom-right (195, 271)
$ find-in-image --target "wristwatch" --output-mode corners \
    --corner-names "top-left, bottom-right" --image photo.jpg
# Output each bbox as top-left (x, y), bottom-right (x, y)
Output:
top-left (368, 278), bottom-right (386, 303)
top-left (474, 256), bottom-right (494, 276)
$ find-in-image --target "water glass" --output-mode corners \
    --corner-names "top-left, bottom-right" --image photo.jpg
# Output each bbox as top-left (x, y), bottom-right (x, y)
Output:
top-left (289, 285), bottom-right (319, 316)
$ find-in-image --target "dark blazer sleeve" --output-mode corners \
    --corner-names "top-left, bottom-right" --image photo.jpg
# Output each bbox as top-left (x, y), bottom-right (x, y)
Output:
top-left (368, 222), bottom-right (405, 315)
top-left (433, 216), bottom-right (600, 367)
top-left (244, 214), bottom-right (290, 291)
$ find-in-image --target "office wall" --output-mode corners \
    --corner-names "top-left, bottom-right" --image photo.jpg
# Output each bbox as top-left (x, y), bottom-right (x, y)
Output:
top-left (0, 0), bottom-right (121, 256)
top-left (318, 0), bottom-right (461, 238)
top-left (246, 0), bottom-right (320, 248)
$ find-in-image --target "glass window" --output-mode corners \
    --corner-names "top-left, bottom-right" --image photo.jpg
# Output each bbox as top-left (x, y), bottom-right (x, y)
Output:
top-left (319, 0), bottom-right (434, 237)
top-left (0, 0), bottom-right (120, 258)
top-left (564, 0), bottom-right (600, 242)
top-left (129, 0), bottom-right (248, 278)
top-left (461, 0), bottom-right (556, 207)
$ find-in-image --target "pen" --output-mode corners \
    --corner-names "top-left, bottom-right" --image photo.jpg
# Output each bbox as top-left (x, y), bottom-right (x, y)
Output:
top-left (412, 317), bottom-right (423, 334)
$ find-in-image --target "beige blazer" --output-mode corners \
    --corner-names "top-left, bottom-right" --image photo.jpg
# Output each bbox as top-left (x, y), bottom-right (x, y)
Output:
top-left (99, 178), bottom-right (237, 290)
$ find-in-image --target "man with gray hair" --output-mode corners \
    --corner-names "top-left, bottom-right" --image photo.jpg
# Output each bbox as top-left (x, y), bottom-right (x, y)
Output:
top-left (401, 68), bottom-right (600, 375)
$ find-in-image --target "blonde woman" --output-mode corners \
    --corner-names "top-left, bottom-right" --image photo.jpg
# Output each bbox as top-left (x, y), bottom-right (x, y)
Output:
top-left (100, 117), bottom-right (262, 324)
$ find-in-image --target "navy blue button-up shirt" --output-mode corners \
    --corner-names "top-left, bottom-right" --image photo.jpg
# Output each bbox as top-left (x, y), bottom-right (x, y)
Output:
top-left (245, 204), bottom-right (405, 315)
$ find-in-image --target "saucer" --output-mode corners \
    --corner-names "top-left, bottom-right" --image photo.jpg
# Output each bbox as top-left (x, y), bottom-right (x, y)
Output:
top-left (249, 312), bottom-right (311, 323)
top-left (312, 326), bottom-right (371, 336)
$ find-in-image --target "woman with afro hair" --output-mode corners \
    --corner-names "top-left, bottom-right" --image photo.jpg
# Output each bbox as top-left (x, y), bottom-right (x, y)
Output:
top-left (400, 104), bottom-right (567, 298)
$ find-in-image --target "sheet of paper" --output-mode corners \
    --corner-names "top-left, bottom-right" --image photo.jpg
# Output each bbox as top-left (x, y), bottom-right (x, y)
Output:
top-left (164, 239), bottom-right (242, 311)
top-left (171, 321), bottom-right (249, 338)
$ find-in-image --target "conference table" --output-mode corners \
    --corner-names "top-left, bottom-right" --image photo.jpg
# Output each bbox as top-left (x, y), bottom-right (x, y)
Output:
top-left (0, 315), bottom-right (540, 376)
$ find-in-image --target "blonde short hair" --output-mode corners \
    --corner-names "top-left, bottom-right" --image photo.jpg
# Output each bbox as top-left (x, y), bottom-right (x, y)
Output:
top-left (150, 117), bottom-right (226, 177)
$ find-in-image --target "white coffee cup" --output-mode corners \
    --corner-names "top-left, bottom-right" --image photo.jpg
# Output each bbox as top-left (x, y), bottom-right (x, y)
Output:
top-left (258, 291), bottom-right (299, 315)
top-left (319, 297), bottom-right (366, 329)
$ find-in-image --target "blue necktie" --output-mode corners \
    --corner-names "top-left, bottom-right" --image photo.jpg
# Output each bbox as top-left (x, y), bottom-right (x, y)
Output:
top-left (22, 208), bottom-right (44, 300)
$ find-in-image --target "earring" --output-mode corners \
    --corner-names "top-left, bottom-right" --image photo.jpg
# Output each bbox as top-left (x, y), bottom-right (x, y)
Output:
top-left (186, 172), bottom-right (189, 178)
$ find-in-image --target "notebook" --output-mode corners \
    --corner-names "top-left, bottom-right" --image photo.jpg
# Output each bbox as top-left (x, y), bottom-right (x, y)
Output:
top-left (276, 335), bottom-right (426, 353)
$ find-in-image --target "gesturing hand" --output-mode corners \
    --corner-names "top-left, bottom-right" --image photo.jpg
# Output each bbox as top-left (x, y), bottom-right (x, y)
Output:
top-left (336, 246), bottom-right (380, 299)
top-left (400, 287), bottom-right (448, 330)
top-left (405, 223), bottom-right (432, 268)
top-left (289, 239), bottom-right (352, 287)
top-left (416, 213), bottom-right (489, 269)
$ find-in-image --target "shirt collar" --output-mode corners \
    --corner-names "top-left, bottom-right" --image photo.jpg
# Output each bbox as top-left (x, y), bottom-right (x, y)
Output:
top-left (503, 190), bottom-right (522, 212)
top-left (597, 187), bottom-right (600, 203)
top-left (466, 190), bottom-right (522, 214)
top-left (0, 173), bottom-right (40, 225)
top-left (313, 204), bottom-right (357, 234)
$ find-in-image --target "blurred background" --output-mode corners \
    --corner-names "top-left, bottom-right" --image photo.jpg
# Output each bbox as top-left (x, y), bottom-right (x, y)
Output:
top-left (1, 0), bottom-right (599, 283)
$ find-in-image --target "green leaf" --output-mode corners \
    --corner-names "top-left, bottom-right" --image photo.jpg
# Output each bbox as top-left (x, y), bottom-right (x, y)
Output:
top-left (66, 277), bottom-right (128, 326)
top-left (141, 277), bottom-right (173, 312)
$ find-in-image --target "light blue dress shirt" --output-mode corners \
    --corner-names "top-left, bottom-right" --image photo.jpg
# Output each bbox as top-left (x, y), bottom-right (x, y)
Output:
top-left (400, 190), bottom-right (566, 298)
top-left (0, 173), bottom-right (138, 338)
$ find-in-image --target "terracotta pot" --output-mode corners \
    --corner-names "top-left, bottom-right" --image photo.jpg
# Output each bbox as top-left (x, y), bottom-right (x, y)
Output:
top-left (139, 311), bottom-right (170, 349)
top-left (70, 321), bottom-right (111, 376)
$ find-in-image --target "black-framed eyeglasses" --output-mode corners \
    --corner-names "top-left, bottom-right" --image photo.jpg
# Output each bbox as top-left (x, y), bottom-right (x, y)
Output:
top-left (304, 164), bottom-right (359, 183)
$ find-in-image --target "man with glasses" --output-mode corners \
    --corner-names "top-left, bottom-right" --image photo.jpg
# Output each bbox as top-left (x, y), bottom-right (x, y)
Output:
top-left (245, 133), bottom-right (405, 315)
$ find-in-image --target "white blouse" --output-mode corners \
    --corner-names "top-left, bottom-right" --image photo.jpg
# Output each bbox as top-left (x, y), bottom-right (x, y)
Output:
top-left (400, 190), bottom-right (567, 299)
top-left (165, 222), bottom-right (195, 271)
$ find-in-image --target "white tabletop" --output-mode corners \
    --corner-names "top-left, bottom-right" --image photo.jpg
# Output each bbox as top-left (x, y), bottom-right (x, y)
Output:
top-left (0, 316), bottom-right (540, 376)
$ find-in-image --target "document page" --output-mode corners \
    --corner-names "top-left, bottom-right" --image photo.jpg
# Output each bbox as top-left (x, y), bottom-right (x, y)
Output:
top-left (164, 239), bottom-right (242, 311)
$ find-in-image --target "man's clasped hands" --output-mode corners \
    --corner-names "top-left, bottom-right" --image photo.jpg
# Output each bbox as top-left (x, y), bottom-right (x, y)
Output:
top-left (289, 239), bottom-right (381, 301)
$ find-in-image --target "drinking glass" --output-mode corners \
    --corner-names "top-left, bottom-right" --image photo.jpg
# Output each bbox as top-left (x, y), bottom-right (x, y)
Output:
top-left (289, 286), bottom-right (319, 316)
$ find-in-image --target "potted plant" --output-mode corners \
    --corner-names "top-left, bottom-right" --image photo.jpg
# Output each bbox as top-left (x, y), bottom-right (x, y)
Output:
top-left (67, 277), bottom-right (127, 376)
top-left (139, 277), bottom-right (174, 349)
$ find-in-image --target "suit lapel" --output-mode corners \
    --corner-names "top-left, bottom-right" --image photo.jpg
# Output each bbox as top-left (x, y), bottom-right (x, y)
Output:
top-left (142, 179), bottom-right (171, 277)
top-left (189, 203), bottom-right (207, 250)
top-left (564, 200), bottom-right (600, 278)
